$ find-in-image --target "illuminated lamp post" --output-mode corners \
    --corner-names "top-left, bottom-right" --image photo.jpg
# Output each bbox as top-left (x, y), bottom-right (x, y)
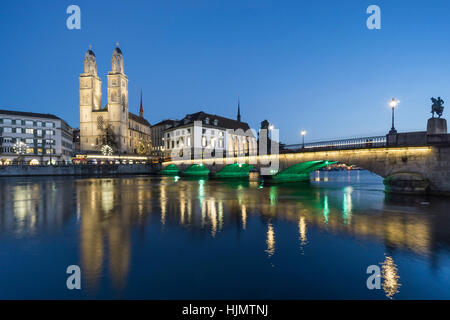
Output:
top-left (389, 98), bottom-right (399, 134)
top-left (301, 130), bottom-right (307, 148)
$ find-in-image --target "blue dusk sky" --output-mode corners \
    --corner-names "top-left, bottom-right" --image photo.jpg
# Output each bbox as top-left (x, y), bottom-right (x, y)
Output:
top-left (1, 0), bottom-right (450, 144)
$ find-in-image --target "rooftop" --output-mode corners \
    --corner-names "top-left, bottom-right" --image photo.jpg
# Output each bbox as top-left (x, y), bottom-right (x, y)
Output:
top-left (128, 111), bottom-right (150, 127)
top-left (171, 111), bottom-right (251, 132)
top-left (0, 109), bottom-right (62, 120)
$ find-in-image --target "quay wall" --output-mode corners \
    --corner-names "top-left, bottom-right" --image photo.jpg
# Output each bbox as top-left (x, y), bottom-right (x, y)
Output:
top-left (0, 164), bottom-right (160, 177)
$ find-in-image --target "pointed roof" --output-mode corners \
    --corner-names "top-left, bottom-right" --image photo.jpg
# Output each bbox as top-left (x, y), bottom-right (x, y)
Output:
top-left (237, 96), bottom-right (241, 122)
top-left (139, 89), bottom-right (144, 117)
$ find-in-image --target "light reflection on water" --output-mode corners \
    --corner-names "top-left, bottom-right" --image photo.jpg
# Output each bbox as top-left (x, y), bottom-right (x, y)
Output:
top-left (0, 170), bottom-right (449, 299)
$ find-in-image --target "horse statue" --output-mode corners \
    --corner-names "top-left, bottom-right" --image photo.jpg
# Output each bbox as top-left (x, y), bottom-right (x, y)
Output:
top-left (431, 97), bottom-right (444, 118)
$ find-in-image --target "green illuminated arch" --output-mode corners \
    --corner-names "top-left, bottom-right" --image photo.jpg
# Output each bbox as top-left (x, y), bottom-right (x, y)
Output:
top-left (215, 163), bottom-right (255, 178)
top-left (182, 163), bottom-right (210, 176)
top-left (160, 164), bottom-right (180, 175)
top-left (268, 160), bottom-right (337, 183)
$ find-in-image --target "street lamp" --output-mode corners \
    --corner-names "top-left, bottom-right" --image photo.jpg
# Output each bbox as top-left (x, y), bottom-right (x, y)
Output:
top-left (301, 130), bottom-right (306, 148)
top-left (389, 98), bottom-right (399, 134)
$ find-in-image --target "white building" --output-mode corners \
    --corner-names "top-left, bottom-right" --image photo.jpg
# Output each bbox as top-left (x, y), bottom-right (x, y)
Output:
top-left (163, 110), bottom-right (257, 160)
top-left (0, 109), bottom-right (74, 165)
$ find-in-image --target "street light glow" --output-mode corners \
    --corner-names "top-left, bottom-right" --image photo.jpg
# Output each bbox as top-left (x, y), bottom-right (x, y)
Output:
top-left (301, 130), bottom-right (306, 136)
top-left (269, 125), bottom-right (274, 131)
top-left (389, 98), bottom-right (399, 108)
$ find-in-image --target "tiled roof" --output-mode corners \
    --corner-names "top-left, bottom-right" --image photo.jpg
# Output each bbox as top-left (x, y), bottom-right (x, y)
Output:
top-left (173, 111), bottom-right (251, 132)
top-left (128, 112), bottom-right (150, 127)
top-left (0, 109), bottom-right (61, 120)
top-left (151, 119), bottom-right (179, 128)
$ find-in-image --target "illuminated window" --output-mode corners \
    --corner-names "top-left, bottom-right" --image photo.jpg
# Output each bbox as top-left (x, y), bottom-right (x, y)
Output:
top-left (26, 128), bottom-right (34, 134)
top-left (26, 148), bottom-right (34, 154)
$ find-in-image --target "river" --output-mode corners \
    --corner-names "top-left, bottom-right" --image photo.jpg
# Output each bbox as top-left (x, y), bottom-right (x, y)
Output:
top-left (0, 171), bottom-right (449, 299)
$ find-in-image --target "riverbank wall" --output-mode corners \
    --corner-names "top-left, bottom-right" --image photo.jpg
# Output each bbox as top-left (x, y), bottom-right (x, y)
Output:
top-left (0, 164), bottom-right (160, 177)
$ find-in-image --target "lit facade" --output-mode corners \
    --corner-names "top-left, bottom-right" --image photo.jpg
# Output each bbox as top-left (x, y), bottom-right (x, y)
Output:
top-left (79, 45), bottom-right (151, 155)
top-left (0, 109), bottom-right (74, 164)
top-left (163, 111), bottom-right (257, 159)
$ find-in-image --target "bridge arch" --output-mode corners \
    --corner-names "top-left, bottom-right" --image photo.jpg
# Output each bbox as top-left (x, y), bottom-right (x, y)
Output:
top-left (268, 160), bottom-right (337, 183)
top-left (182, 163), bottom-right (210, 176)
top-left (215, 163), bottom-right (255, 178)
top-left (160, 164), bottom-right (180, 175)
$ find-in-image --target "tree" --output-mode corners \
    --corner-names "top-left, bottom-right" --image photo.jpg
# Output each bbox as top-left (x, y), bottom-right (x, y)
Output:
top-left (98, 122), bottom-right (118, 152)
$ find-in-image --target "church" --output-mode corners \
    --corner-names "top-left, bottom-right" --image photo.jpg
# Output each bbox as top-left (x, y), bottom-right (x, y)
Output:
top-left (79, 44), bottom-right (151, 155)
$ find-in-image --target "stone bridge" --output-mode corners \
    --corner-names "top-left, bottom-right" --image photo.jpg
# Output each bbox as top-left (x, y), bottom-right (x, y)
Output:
top-left (162, 132), bottom-right (450, 195)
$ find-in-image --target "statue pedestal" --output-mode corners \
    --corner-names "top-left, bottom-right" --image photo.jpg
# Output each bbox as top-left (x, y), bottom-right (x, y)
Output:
top-left (427, 118), bottom-right (447, 134)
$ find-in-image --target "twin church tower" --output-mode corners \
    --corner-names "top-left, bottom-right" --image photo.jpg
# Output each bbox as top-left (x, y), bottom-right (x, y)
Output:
top-left (79, 44), bottom-right (151, 154)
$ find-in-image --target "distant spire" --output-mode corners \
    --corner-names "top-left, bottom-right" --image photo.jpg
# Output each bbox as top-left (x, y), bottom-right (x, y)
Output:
top-left (139, 89), bottom-right (144, 118)
top-left (237, 96), bottom-right (241, 122)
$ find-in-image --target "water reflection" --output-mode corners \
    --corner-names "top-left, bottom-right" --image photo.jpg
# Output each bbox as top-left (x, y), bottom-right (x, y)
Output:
top-left (381, 256), bottom-right (401, 298)
top-left (266, 223), bottom-right (275, 257)
top-left (0, 172), bottom-right (449, 299)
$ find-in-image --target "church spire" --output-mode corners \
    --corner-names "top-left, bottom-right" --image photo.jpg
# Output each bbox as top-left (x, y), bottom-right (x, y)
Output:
top-left (139, 89), bottom-right (144, 118)
top-left (237, 96), bottom-right (241, 122)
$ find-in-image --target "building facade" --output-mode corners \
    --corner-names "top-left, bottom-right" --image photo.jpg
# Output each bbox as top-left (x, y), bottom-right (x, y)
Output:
top-left (163, 110), bottom-right (257, 159)
top-left (0, 109), bottom-right (74, 164)
top-left (150, 119), bottom-right (179, 158)
top-left (79, 45), bottom-right (151, 155)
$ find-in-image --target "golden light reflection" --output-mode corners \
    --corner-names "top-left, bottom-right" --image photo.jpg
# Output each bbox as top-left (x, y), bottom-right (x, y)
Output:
top-left (266, 223), bottom-right (275, 257)
top-left (299, 216), bottom-right (307, 246)
top-left (381, 256), bottom-right (401, 299)
top-left (209, 199), bottom-right (217, 237)
top-left (160, 181), bottom-right (167, 225)
top-left (343, 186), bottom-right (353, 225)
top-left (241, 205), bottom-right (247, 230)
top-left (101, 180), bottom-right (114, 213)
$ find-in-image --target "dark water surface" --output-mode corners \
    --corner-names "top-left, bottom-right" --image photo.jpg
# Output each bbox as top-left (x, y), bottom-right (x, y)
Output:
top-left (0, 171), bottom-right (449, 299)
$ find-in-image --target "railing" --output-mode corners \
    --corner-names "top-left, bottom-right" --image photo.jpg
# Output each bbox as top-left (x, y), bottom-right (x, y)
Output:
top-left (283, 135), bottom-right (387, 152)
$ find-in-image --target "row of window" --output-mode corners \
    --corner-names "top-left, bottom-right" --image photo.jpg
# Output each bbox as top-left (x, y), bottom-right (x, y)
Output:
top-left (166, 128), bottom-right (225, 138)
top-left (1, 147), bottom-right (55, 154)
top-left (2, 137), bottom-right (55, 145)
top-left (1, 118), bottom-right (55, 128)
top-left (1, 127), bottom-right (55, 135)
top-left (166, 136), bottom-right (225, 149)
